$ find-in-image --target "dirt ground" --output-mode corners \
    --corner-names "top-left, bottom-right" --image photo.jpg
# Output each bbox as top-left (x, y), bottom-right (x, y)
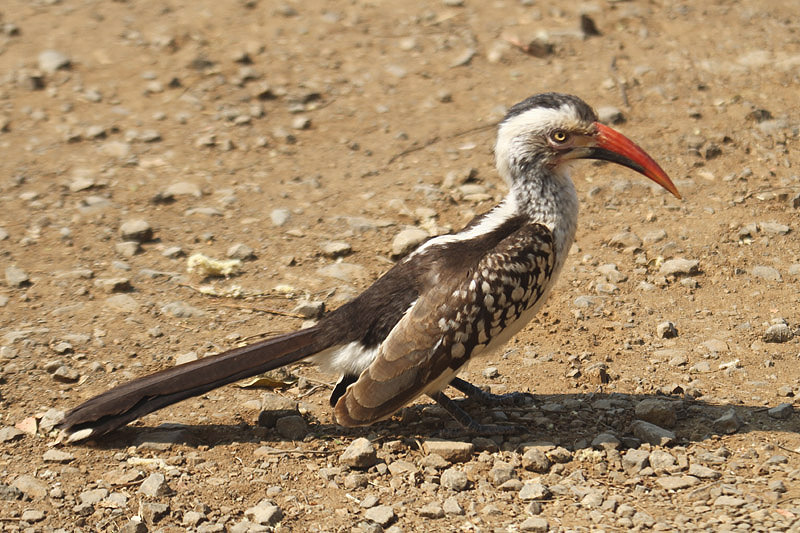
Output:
top-left (2, 0), bottom-right (800, 531)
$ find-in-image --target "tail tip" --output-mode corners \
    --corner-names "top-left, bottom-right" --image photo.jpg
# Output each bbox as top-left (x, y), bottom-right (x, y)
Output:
top-left (61, 427), bottom-right (95, 444)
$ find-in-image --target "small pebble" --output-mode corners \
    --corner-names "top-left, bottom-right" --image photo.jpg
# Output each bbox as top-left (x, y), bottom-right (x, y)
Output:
top-left (440, 467), bottom-right (469, 491)
top-left (340, 438), bottom-right (378, 469)
top-left (656, 321), bottom-right (678, 339)
top-left (38, 50), bottom-right (71, 73)
top-left (763, 323), bottom-right (793, 343)
top-left (767, 402), bottom-right (793, 419)
top-left (391, 227), bottom-right (429, 258)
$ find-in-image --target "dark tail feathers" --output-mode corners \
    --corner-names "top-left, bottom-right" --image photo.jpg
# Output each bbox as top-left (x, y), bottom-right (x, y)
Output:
top-left (58, 327), bottom-right (324, 442)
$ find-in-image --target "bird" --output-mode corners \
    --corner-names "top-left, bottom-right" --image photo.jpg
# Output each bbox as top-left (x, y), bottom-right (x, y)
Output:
top-left (58, 92), bottom-right (680, 442)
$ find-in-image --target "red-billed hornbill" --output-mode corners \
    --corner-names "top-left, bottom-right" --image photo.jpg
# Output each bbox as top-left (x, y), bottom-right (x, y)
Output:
top-left (59, 93), bottom-right (680, 442)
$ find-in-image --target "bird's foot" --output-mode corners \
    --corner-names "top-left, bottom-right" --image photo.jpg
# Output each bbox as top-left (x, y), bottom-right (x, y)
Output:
top-left (449, 377), bottom-right (534, 407)
top-left (429, 390), bottom-right (526, 437)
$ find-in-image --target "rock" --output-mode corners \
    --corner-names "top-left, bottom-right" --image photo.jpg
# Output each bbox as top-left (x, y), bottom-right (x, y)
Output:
top-left (161, 301), bottom-right (205, 318)
top-left (79, 488), bottom-right (109, 505)
top-left (115, 241), bottom-right (141, 257)
top-left (43, 449), bottom-right (75, 463)
top-left (714, 495), bottom-right (747, 507)
top-left (140, 502), bottom-right (169, 525)
top-left (340, 437), bottom-right (378, 469)
top-left (0, 427), bottom-right (25, 443)
top-left (546, 446), bottom-right (573, 463)
top-left (622, 449), bottom-right (650, 474)
top-left (690, 361), bottom-right (711, 373)
top-left (489, 461), bottom-right (515, 486)
top-left (608, 230), bottom-right (642, 249)
top-left (631, 420), bottom-right (676, 446)
top-left (162, 246), bottom-right (184, 258)
top-left (360, 494), bottom-right (380, 508)
top-left (227, 243), bottom-right (255, 260)
top-left (0, 483), bottom-right (23, 501)
top-left (364, 505), bottom-right (395, 527)
top-left (763, 323), bottom-right (793, 343)
top-left (688, 464), bottom-right (720, 479)
top-left (105, 294), bottom-right (139, 313)
top-left (658, 258), bottom-right (700, 277)
top-left (591, 432), bottom-right (620, 451)
top-left (164, 181), bottom-right (203, 198)
top-left (183, 510), bottom-right (205, 527)
top-left (5, 265), bottom-right (30, 287)
top-left (751, 265), bottom-right (782, 282)
top-left (120, 219), bottom-right (153, 242)
top-left (656, 321), bottom-right (678, 339)
top-left (174, 351), bottom-right (198, 365)
top-left (292, 300), bottom-right (324, 318)
top-left (20, 509), bottom-right (45, 523)
top-left (656, 475), bottom-right (699, 490)
top-left (275, 415), bottom-right (307, 440)
top-left (643, 229), bottom-right (667, 244)
top-left (391, 227), bottom-right (429, 258)
top-left (423, 440), bottom-right (474, 463)
top-left (138, 473), bottom-right (171, 497)
top-left (15, 416), bottom-right (38, 435)
top-left (519, 482), bottom-right (550, 501)
top-left (632, 511), bottom-right (656, 528)
top-left (38, 50), bottom-right (71, 73)
top-left (244, 499), bottom-right (282, 526)
top-left (635, 399), bottom-right (677, 428)
top-left (418, 502), bottom-right (445, 518)
top-left (257, 393), bottom-right (300, 427)
top-left (767, 402), bottom-right (793, 419)
top-left (442, 497), bottom-right (464, 515)
top-left (270, 208), bottom-right (291, 226)
top-left (597, 263), bottom-right (627, 283)
top-left (712, 408), bottom-right (742, 434)
top-left (597, 106), bottom-right (625, 125)
top-left (93, 277), bottom-right (132, 293)
top-left (12, 475), bottom-right (48, 499)
top-left (648, 449), bottom-right (677, 471)
top-left (53, 365), bottom-right (80, 382)
top-left (291, 116), bottom-right (311, 130)
top-left (520, 517), bottom-right (549, 532)
top-left (102, 141), bottom-right (132, 158)
top-left (321, 241), bottom-right (352, 258)
top-left (440, 467), bottom-right (469, 491)
top-left (522, 448), bottom-right (552, 473)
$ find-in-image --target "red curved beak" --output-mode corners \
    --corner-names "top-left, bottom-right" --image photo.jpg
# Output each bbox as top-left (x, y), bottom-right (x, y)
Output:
top-left (588, 122), bottom-right (681, 200)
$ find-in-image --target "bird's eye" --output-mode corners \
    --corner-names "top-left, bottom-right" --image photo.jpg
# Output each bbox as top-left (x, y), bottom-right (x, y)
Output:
top-left (550, 130), bottom-right (569, 144)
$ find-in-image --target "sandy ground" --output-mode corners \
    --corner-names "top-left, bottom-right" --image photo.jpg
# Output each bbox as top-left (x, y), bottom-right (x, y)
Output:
top-left (2, 0), bottom-right (800, 531)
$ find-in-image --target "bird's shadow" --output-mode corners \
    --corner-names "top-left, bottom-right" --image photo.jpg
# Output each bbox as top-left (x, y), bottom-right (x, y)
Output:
top-left (79, 391), bottom-right (799, 452)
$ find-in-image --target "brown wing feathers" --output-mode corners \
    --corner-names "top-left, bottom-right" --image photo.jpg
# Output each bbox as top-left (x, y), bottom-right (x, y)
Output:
top-left (334, 223), bottom-right (555, 426)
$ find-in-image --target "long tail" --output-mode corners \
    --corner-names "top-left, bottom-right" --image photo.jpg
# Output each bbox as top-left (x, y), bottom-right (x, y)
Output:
top-left (58, 327), bottom-right (326, 442)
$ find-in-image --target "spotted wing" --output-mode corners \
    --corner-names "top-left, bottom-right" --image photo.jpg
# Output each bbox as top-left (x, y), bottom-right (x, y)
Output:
top-left (334, 222), bottom-right (556, 426)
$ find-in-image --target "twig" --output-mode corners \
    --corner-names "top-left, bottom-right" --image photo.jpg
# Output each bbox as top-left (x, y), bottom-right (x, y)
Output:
top-left (386, 122), bottom-right (496, 165)
top-left (387, 136), bottom-right (440, 165)
top-left (219, 303), bottom-right (306, 319)
top-left (776, 443), bottom-right (800, 456)
top-left (297, 384), bottom-right (327, 398)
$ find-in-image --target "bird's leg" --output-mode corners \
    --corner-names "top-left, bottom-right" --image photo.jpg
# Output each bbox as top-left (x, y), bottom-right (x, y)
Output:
top-left (428, 391), bottom-right (522, 436)
top-left (449, 377), bottom-right (534, 407)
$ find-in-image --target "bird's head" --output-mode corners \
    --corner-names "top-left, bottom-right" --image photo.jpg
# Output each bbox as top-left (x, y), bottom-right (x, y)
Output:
top-left (495, 93), bottom-right (680, 199)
